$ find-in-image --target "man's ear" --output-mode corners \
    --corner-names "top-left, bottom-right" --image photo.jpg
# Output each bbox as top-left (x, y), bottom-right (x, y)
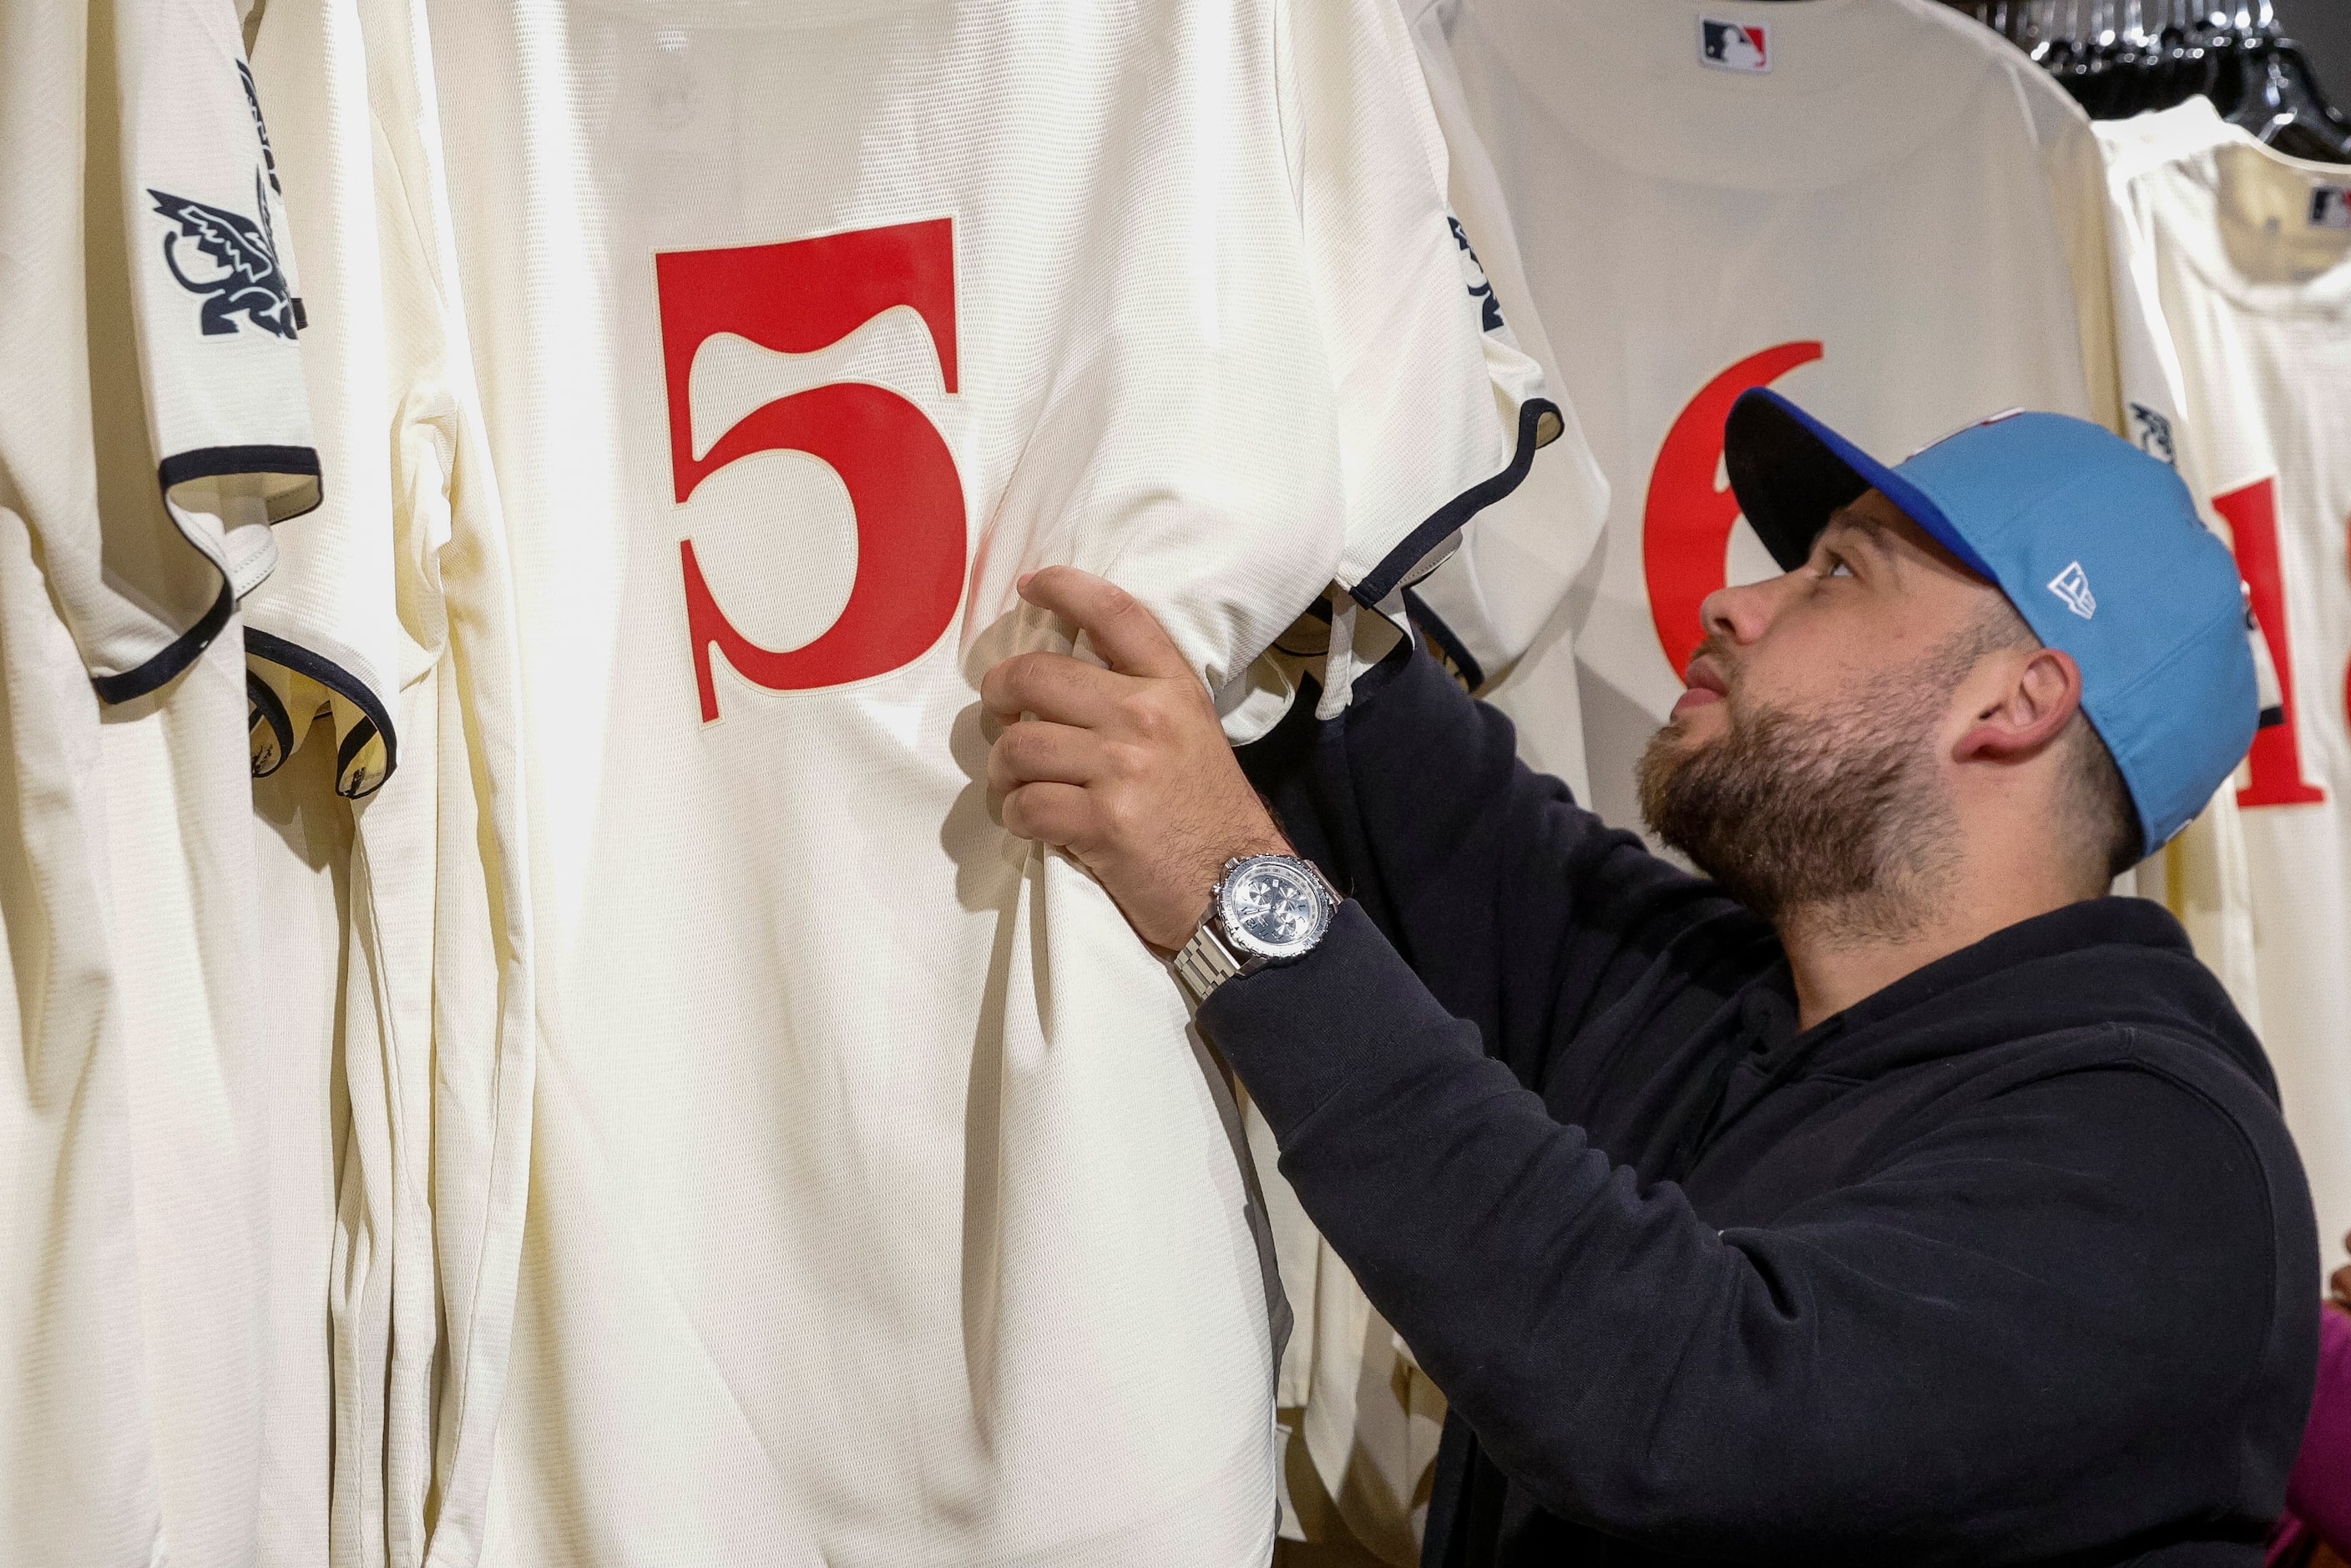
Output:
top-left (1954, 646), bottom-right (2082, 762)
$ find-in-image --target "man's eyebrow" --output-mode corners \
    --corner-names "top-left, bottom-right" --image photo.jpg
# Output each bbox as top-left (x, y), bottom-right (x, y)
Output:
top-left (1820, 508), bottom-right (1898, 563)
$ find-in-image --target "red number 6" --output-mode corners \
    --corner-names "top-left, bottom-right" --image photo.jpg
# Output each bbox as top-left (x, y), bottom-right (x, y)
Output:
top-left (655, 219), bottom-right (967, 721)
top-left (1641, 341), bottom-right (1823, 680)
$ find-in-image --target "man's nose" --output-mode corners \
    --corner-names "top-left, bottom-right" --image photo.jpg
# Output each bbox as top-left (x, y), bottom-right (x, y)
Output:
top-left (1697, 571), bottom-right (1790, 650)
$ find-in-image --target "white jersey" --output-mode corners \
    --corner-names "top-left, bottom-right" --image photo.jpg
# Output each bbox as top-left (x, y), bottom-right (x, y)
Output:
top-left (1418, 0), bottom-right (2116, 829)
top-left (2101, 99), bottom-right (2351, 1276)
top-left (0, 1), bottom-right (317, 1563)
top-left (376, 2), bottom-right (1553, 1563)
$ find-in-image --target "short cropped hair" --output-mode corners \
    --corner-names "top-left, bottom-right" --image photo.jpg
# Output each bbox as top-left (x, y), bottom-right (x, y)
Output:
top-left (1964, 597), bottom-right (2143, 883)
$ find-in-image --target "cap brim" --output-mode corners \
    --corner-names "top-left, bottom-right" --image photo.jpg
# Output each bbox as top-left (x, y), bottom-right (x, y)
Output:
top-left (1724, 389), bottom-right (1996, 581)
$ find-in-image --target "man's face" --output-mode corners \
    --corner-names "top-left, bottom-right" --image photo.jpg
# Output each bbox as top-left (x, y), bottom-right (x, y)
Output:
top-left (1636, 489), bottom-right (2008, 933)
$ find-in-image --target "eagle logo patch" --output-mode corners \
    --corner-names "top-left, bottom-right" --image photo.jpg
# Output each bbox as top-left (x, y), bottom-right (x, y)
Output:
top-left (148, 172), bottom-right (301, 340)
top-left (1447, 215), bottom-right (1504, 333)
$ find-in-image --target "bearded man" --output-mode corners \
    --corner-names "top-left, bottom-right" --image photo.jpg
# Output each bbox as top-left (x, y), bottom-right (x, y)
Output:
top-left (983, 392), bottom-right (2317, 1565)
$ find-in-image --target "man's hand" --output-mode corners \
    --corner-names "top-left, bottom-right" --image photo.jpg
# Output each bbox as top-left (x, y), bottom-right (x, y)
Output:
top-left (983, 567), bottom-right (1291, 951)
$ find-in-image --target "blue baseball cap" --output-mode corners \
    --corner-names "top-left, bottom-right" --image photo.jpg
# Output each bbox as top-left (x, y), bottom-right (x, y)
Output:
top-left (1722, 389), bottom-right (2259, 854)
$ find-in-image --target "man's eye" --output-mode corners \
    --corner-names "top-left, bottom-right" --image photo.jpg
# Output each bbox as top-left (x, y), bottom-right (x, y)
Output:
top-left (1826, 558), bottom-right (1855, 579)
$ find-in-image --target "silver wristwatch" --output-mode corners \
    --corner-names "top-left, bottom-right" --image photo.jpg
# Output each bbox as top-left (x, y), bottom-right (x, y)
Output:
top-left (1173, 853), bottom-right (1339, 1004)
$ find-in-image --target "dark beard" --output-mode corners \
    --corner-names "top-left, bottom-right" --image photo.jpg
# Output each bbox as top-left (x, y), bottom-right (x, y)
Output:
top-left (1635, 661), bottom-right (1961, 942)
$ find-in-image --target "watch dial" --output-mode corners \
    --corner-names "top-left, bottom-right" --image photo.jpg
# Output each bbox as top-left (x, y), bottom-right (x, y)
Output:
top-left (1225, 860), bottom-right (1325, 959)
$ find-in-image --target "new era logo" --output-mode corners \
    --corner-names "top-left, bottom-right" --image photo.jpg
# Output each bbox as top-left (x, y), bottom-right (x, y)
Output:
top-left (1700, 19), bottom-right (1769, 73)
top-left (2048, 561), bottom-right (2096, 620)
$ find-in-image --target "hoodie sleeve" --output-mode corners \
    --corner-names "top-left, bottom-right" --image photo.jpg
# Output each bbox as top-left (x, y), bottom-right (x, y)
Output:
top-left (1238, 641), bottom-right (1757, 1070)
top-left (1201, 925), bottom-right (2303, 1555)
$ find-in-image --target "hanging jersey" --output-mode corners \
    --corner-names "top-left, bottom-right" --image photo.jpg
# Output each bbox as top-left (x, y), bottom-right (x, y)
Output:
top-left (0, 3), bottom-right (316, 1564)
top-left (2101, 98), bottom-right (2351, 1278)
top-left (404, 1), bottom-right (1550, 1562)
top-left (1419, 0), bottom-right (2116, 831)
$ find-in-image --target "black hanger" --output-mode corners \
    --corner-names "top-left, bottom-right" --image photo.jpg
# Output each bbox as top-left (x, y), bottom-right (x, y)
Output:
top-left (2089, 3), bottom-right (2156, 119)
top-left (2224, 5), bottom-right (2351, 163)
top-left (2152, 0), bottom-right (2209, 113)
top-left (2032, 0), bottom-right (2088, 104)
top-left (2195, 5), bottom-right (2257, 118)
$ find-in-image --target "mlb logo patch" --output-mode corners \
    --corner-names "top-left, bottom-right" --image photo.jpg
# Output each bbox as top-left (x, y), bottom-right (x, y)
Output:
top-left (2311, 187), bottom-right (2351, 231)
top-left (1699, 18), bottom-right (1770, 73)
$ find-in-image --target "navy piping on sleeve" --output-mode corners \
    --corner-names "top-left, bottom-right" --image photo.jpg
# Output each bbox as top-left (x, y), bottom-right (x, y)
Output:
top-left (245, 626), bottom-right (397, 797)
top-left (86, 443), bottom-right (326, 705)
top-left (1351, 397), bottom-right (1558, 609)
top-left (88, 580), bottom-right (235, 705)
top-left (1402, 584), bottom-right (1485, 693)
top-left (335, 716), bottom-right (384, 797)
top-left (158, 443), bottom-right (324, 524)
top-left (247, 667), bottom-right (294, 777)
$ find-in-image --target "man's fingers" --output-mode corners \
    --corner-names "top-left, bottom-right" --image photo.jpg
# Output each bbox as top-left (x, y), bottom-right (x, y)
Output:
top-left (988, 720), bottom-right (1100, 794)
top-left (1000, 780), bottom-right (1093, 848)
top-left (1019, 567), bottom-right (1194, 680)
top-left (981, 650), bottom-right (1125, 726)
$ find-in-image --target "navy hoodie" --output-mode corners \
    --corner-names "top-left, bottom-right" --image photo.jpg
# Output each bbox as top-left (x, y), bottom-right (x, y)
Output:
top-left (1207, 644), bottom-right (2318, 1566)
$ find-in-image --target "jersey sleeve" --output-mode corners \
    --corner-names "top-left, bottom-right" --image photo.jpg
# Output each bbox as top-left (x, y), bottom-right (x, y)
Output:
top-left (240, 0), bottom-right (407, 798)
top-left (0, 0), bottom-right (319, 705)
top-left (1386, 0), bottom-right (1610, 694)
top-left (1278, 0), bottom-right (1561, 612)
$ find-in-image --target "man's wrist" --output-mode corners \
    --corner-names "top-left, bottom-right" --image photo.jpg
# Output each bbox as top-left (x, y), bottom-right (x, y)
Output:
top-left (1171, 845), bottom-right (1336, 1005)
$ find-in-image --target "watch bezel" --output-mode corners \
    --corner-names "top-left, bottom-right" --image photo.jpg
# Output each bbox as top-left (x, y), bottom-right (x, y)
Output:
top-left (1213, 853), bottom-right (1334, 964)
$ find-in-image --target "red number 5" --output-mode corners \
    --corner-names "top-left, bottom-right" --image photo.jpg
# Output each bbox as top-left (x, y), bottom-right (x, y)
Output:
top-left (655, 219), bottom-right (967, 721)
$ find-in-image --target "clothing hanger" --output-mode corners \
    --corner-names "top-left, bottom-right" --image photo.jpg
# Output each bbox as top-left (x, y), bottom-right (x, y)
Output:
top-left (2071, 0), bottom-right (2114, 114)
top-left (2092, 0), bottom-right (2155, 118)
top-left (2037, 0), bottom-right (2086, 91)
top-left (2153, 0), bottom-right (2210, 112)
top-left (2194, 4), bottom-right (2256, 118)
top-left (2223, 2), bottom-right (2351, 163)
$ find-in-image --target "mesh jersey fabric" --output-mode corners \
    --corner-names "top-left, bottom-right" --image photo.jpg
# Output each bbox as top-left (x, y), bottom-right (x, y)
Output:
top-left (1412, 0), bottom-right (2118, 829)
top-left (2100, 98), bottom-right (2351, 1282)
top-left (0, 1), bottom-right (320, 1561)
top-left (336, 0), bottom-right (1564, 1562)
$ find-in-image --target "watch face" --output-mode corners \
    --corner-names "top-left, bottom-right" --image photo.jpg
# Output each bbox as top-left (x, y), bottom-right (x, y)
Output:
top-left (1219, 857), bottom-right (1329, 961)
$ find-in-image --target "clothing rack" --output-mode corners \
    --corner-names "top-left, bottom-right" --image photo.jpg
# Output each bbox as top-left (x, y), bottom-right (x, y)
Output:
top-left (1943, 0), bottom-right (2351, 157)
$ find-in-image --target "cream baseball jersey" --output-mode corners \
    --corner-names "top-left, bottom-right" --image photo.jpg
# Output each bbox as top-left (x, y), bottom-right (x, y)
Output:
top-left (0, 2), bottom-right (316, 1563)
top-left (401, 2), bottom-right (1551, 1562)
top-left (1419, 0), bottom-right (2117, 829)
top-left (2101, 99), bottom-right (2351, 1276)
